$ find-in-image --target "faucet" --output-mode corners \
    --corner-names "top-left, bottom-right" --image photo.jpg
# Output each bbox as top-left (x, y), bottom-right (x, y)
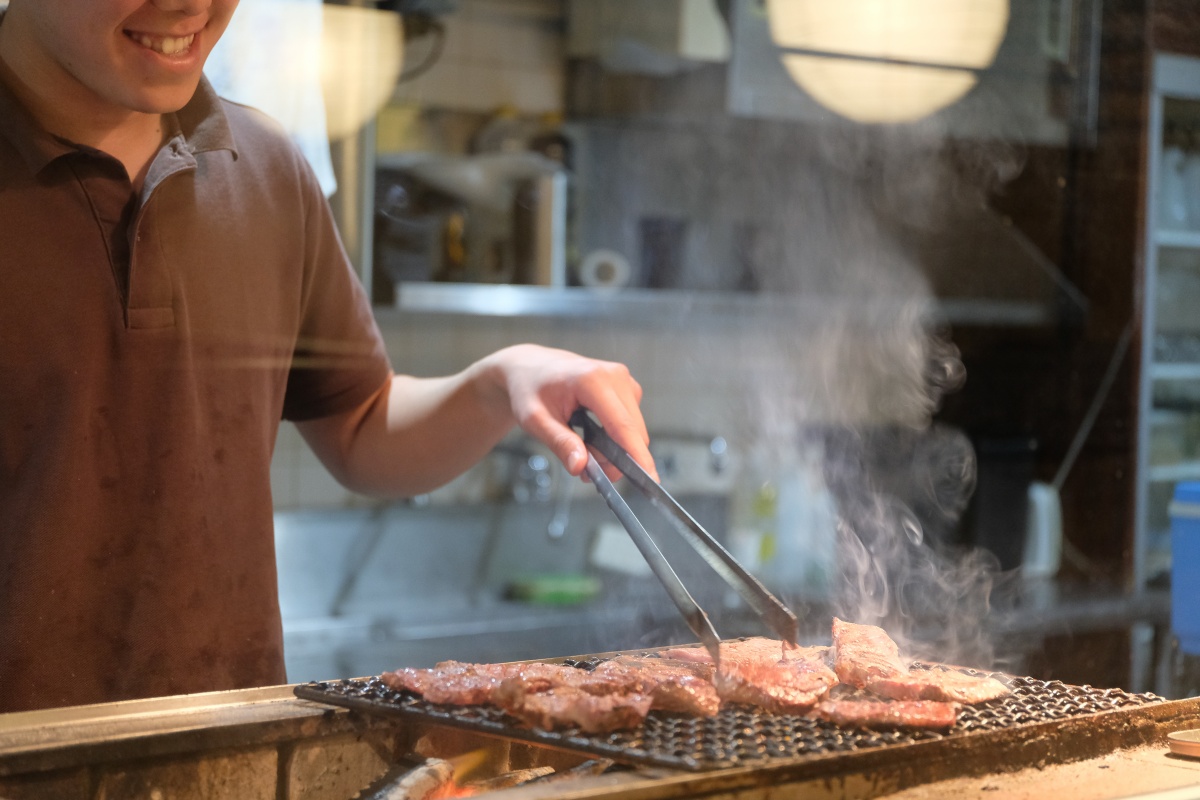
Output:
top-left (649, 432), bottom-right (730, 482)
top-left (489, 440), bottom-right (572, 539)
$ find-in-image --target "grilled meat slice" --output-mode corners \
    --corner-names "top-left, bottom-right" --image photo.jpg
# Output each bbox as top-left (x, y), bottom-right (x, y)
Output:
top-left (381, 660), bottom-right (511, 706)
top-left (660, 637), bottom-right (828, 670)
top-left (508, 661), bottom-right (643, 695)
top-left (647, 675), bottom-right (722, 717)
top-left (868, 667), bottom-right (1010, 705)
top-left (715, 657), bottom-right (838, 714)
top-left (384, 656), bottom-right (716, 724)
top-left (658, 640), bottom-right (837, 713)
top-left (830, 618), bottom-right (909, 687)
top-left (656, 646), bottom-right (712, 664)
top-left (778, 645), bottom-right (835, 672)
top-left (381, 660), bottom-right (633, 706)
top-left (498, 657), bottom-right (721, 718)
top-left (594, 657), bottom-right (721, 716)
top-left (816, 697), bottom-right (960, 730)
top-left (495, 682), bottom-right (653, 733)
top-left (603, 655), bottom-right (715, 682)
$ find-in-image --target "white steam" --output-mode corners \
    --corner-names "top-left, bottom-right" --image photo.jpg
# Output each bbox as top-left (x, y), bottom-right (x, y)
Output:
top-left (730, 120), bottom-right (1025, 669)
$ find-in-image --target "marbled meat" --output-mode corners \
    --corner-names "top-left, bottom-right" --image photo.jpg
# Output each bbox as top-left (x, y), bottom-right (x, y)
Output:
top-left (659, 638), bottom-right (838, 712)
top-left (595, 657), bottom-right (721, 716)
top-left (381, 660), bottom-right (633, 706)
top-left (497, 684), bottom-right (654, 734)
top-left (831, 617), bottom-right (909, 687)
top-left (384, 655), bottom-right (717, 729)
top-left (660, 636), bottom-right (804, 668)
top-left (816, 697), bottom-right (961, 730)
top-left (715, 656), bottom-right (838, 714)
top-left (381, 660), bottom-right (510, 706)
top-left (868, 666), bottom-right (1010, 705)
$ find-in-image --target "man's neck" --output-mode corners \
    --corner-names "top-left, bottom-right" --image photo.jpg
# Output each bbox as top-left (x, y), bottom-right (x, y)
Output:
top-left (0, 13), bottom-right (167, 190)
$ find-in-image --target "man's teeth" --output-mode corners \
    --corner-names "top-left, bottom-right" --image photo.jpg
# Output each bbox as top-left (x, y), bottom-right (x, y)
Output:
top-left (132, 33), bottom-right (195, 55)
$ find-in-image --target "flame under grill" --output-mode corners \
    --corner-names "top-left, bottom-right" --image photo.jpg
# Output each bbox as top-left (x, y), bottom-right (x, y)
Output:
top-left (294, 657), bottom-right (1165, 772)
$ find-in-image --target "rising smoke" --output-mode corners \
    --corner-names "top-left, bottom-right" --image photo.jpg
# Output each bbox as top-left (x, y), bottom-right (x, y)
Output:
top-left (733, 118), bottom-right (1027, 669)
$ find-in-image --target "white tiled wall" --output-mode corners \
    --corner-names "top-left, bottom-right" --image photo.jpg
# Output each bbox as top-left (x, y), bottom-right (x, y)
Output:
top-left (393, 0), bottom-right (566, 114)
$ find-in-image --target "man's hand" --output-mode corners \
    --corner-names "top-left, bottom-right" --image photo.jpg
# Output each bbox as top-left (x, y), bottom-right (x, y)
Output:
top-left (475, 344), bottom-right (658, 483)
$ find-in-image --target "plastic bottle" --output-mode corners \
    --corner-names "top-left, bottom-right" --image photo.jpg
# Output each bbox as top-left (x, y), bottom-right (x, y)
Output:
top-left (726, 459), bottom-right (777, 608)
top-left (771, 454), bottom-right (838, 600)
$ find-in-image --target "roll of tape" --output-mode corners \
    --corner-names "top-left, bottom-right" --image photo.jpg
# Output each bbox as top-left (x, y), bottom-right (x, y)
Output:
top-left (578, 249), bottom-right (631, 290)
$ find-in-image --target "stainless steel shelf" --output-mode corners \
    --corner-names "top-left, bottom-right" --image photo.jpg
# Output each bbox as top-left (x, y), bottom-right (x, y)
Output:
top-left (1147, 461), bottom-right (1200, 483)
top-left (383, 282), bottom-right (1054, 327)
top-left (1156, 229), bottom-right (1200, 249)
top-left (1150, 362), bottom-right (1200, 380)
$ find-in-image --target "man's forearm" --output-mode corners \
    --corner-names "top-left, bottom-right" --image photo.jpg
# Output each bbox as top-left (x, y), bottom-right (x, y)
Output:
top-left (296, 344), bottom-right (656, 498)
top-left (297, 365), bottom-right (515, 498)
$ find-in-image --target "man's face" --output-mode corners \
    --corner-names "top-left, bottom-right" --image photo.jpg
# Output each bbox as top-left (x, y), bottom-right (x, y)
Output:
top-left (2, 0), bottom-right (239, 117)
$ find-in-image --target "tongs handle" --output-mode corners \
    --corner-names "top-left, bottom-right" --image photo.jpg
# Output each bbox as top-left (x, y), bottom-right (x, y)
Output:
top-left (571, 408), bottom-right (799, 647)
top-left (581, 454), bottom-right (721, 669)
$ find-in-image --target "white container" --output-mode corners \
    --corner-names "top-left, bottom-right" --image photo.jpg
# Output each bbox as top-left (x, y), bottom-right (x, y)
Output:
top-left (1161, 145), bottom-right (1190, 230)
top-left (1023, 481), bottom-right (1063, 579)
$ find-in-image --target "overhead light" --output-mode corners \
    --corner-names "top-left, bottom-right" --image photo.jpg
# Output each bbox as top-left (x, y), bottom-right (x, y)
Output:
top-left (321, 4), bottom-right (405, 140)
top-left (765, 0), bottom-right (1010, 124)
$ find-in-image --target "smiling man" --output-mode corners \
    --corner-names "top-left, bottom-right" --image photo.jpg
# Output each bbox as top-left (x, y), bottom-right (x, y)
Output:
top-left (0, 0), bottom-right (655, 712)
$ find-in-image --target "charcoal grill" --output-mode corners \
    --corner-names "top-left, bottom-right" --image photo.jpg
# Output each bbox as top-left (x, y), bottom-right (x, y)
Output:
top-left (0, 675), bottom-right (1197, 800)
top-left (294, 653), bottom-right (1168, 773)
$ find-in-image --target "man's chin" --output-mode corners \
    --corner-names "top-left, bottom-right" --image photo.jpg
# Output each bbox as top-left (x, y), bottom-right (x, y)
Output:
top-left (127, 81), bottom-right (202, 116)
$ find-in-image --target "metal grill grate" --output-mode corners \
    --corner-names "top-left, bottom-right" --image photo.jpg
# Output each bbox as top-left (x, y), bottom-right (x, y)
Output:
top-left (295, 660), bottom-right (1164, 772)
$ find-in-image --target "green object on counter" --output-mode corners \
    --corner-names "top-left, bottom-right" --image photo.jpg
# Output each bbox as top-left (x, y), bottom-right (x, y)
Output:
top-left (505, 574), bottom-right (602, 605)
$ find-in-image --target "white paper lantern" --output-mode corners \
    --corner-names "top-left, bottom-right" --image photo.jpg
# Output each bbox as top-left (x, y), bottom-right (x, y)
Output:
top-left (321, 4), bottom-right (405, 141)
top-left (766, 0), bottom-right (1010, 123)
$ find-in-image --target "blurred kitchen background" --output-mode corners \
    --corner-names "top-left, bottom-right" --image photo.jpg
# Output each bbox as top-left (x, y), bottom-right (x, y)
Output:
top-left (210, 0), bottom-right (1200, 697)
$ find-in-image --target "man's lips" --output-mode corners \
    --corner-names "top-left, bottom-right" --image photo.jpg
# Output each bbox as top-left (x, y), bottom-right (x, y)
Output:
top-left (124, 30), bottom-right (198, 56)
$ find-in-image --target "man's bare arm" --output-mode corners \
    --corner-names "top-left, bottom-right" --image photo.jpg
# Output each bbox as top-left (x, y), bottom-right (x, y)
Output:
top-left (296, 344), bottom-right (657, 497)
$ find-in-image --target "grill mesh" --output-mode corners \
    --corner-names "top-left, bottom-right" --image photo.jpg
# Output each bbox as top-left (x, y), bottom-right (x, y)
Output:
top-left (295, 660), bottom-right (1163, 772)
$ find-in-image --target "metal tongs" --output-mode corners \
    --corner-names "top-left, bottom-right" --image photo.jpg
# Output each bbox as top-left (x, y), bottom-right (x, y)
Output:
top-left (570, 408), bottom-right (799, 670)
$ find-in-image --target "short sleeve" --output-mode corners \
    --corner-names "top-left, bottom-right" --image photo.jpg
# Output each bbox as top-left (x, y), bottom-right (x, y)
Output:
top-left (281, 156), bottom-right (391, 421)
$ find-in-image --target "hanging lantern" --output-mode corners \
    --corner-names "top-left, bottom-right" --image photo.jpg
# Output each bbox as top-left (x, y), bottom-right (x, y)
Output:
top-left (765, 0), bottom-right (1010, 123)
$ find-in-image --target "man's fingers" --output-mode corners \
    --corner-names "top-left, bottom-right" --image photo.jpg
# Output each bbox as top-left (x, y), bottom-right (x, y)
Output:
top-left (570, 387), bottom-right (657, 482)
top-left (498, 348), bottom-right (656, 482)
top-left (520, 403), bottom-right (658, 485)
top-left (521, 408), bottom-right (589, 476)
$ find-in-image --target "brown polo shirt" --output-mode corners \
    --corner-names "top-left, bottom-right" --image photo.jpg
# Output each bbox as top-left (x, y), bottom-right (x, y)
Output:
top-left (0, 69), bottom-right (392, 711)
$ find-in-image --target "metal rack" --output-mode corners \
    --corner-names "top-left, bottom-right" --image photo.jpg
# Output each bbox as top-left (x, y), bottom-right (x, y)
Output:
top-left (1135, 53), bottom-right (1200, 590)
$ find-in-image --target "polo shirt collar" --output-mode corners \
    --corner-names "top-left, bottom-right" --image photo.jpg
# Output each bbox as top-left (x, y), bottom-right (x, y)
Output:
top-left (178, 76), bottom-right (239, 159)
top-left (0, 32), bottom-right (238, 174)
